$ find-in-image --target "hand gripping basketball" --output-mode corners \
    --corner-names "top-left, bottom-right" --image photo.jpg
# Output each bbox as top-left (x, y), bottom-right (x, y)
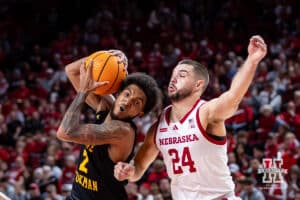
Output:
top-left (84, 51), bottom-right (128, 95)
top-left (79, 59), bottom-right (109, 93)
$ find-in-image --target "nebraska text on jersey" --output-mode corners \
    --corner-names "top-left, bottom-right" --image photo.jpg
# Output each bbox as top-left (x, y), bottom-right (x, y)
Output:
top-left (159, 134), bottom-right (199, 145)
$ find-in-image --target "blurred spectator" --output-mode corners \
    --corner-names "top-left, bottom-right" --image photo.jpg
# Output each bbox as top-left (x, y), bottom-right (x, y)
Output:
top-left (268, 179), bottom-right (288, 200)
top-left (264, 133), bottom-right (279, 159)
top-left (0, 176), bottom-right (15, 199)
top-left (24, 111), bottom-right (44, 135)
top-left (159, 178), bottom-right (172, 200)
top-left (146, 159), bottom-right (168, 183)
top-left (248, 158), bottom-right (264, 187)
top-left (0, 70), bottom-right (9, 98)
top-left (38, 165), bottom-right (58, 194)
top-left (45, 155), bottom-right (62, 181)
top-left (153, 193), bottom-right (164, 200)
top-left (12, 181), bottom-right (27, 200)
top-left (137, 183), bottom-right (154, 200)
top-left (59, 155), bottom-right (76, 187)
top-left (266, 59), bottom-right (282, 82)
top-left (43, 184), bottom-right (63, 200)
top-left (276, 101), bottom-right (300, 137)
top-left (296, 191), bottom-right (300, 200)
top-left (149, 182), bottom-right (160, 196)
top-left (286, 165), bottom-right (300, 200)
top-left (61, 184), bottom-right (72, 199)
top-left (294, 90), bottom-right (300, 113)
top-left (257, 82), bottom-right (282, 113)
top-left (234, 143), bottom-right (250, 172)
top-left (26, 183), bottom-right (42, 200)
top-left (239, 177), bottom-right (265, 200)
top-left (125, 182), bottom-right (139, 200)
top-left (226, 98), bottom-right (254, 133)
top-left (257, 104), bottom-right (276, 142)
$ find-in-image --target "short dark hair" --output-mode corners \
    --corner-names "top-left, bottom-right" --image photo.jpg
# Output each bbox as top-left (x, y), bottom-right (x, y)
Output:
top-left (119, 72), bottom-right (162, 114)
top-left (178, 59), bottom-right (209, 92)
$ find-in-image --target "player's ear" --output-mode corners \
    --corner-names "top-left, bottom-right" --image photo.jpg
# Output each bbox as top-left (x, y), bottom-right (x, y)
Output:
top-left (195, 80), bottom-right (204, 89)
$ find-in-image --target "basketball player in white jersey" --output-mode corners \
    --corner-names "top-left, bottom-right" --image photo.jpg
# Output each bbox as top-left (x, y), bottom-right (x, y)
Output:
top-left (114, 35), bottom-right (267, 199)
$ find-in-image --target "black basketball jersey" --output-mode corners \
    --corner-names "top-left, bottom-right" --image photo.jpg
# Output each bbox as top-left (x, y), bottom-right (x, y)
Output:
top-left (67, 111), bottom-right (136, 200)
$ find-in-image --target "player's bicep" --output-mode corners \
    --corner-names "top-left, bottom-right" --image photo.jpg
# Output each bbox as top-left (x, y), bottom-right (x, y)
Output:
top-left (206, 92), bottom-right (239, 122)
top-left (57, 120), bottom-right (132, 145)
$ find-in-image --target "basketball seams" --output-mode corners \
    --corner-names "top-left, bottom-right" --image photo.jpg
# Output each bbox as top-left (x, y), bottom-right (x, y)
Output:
top-left (96, 55), bottom-right (113, 82)
top-left (104, 62), bottom-right (120, 94)
top-left (85, 51), bottom-right (127, 95)
top-left (86, 51), bottom-right (106, 67)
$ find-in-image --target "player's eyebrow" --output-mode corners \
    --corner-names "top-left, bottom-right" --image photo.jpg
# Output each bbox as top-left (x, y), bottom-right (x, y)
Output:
top-left (126, 88), bottom-right (144, 104)
top-left (178, 69), bottom-right (189, 73)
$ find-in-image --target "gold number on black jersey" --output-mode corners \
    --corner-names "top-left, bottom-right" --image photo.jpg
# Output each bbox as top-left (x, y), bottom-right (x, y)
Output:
top-left (79, 149), bottom-right (89, 173)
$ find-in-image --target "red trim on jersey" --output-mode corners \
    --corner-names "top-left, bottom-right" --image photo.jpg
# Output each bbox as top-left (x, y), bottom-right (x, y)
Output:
top-left (180, 98), bottom-right (201, 123)
top-left (165, 99), bottom-right (201, 125)
top-left (153, 114), bottom-right (161, 148)
top-left (196, 108), bottom-right (227, 145)
top-left (165, 106), bottom-right (171, 125)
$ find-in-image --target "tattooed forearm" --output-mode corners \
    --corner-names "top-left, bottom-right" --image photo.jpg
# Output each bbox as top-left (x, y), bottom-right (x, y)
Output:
top-left (73, 120), bottom-right (131, 145)
top-left (61, 92), bottom-right (87, 137)
top-left (58, 93), bottom-right (132, 145)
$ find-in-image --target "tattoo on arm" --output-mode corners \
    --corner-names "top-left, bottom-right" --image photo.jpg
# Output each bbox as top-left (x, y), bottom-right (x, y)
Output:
top-left (74, 121), bottom-right (131, 144)
top-left (61, 92), bottom-right (87, 138)
top-left (60, 92), bottom-right (132, 144)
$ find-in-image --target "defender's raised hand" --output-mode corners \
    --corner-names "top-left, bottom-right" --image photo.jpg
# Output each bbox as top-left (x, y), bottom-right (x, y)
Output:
top-left (247, 35), bottom-right (267, 65)
top-left (79, 60), bottom-right (109, 93)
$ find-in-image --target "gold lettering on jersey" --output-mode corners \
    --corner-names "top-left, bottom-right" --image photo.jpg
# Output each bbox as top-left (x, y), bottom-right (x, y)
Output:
top-left (75, 171), bottom-right (98, 191)
top-left (159, 134), bottom-right (199, 146)
top-left (86, 145), bottom-right (95, 153)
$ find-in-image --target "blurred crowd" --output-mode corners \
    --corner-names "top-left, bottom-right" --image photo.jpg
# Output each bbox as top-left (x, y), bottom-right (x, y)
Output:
top-left (0, 0), bottom-right (300, 199)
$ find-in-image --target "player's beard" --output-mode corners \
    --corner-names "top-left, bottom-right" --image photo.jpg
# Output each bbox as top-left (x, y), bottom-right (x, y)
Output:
top-left (168, 88), bottom-right (193, 102)
top-left (110, 102), bottom-right (134, 122)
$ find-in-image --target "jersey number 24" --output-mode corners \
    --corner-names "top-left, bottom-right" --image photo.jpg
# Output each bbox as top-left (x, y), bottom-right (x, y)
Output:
top-left (168, 147), bottom-right (196, 174)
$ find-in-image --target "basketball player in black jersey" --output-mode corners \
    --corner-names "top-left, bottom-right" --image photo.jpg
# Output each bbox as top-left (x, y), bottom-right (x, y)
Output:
top-left (56, 50), bottom-right (161, 200)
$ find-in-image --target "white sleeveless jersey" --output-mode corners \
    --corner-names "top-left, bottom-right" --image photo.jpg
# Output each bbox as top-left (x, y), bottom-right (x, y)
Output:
top-left (154, 99), bottom-right (237, 200)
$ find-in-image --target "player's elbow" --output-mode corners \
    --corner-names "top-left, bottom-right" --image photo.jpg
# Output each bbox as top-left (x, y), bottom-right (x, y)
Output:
top-left (56, 126), bottom-right (71, 141)
top-left (65, 64), bottom-right (75, 77)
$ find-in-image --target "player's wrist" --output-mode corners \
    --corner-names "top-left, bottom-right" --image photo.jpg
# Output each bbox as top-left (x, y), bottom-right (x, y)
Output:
top-left (246, 55), bottom-right (260, 67)
top-left (76, 92), bottom-right (89, 101)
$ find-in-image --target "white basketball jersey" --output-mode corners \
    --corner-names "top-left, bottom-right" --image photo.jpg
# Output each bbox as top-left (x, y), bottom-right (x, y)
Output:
top-left (155, 99), bottom-right (236, 200)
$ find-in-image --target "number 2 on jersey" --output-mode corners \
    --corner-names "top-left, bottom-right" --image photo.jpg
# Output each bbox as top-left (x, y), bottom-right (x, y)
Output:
top-left (79, 149), bottom-right (89, 173)
top-left (168, 147), bottom-right (196, 174)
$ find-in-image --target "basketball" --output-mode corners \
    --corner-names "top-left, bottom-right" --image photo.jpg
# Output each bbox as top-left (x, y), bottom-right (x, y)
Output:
top-left (84, 51), bottom-right (127, 95)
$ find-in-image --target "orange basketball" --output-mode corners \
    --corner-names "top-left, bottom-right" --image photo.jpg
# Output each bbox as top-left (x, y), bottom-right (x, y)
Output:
top-left (84, 51), bottom-right (127, 95)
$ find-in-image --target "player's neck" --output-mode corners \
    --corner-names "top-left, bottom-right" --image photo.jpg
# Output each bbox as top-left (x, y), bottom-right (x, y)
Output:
top-left (170, 95), bottom-right (200, 122)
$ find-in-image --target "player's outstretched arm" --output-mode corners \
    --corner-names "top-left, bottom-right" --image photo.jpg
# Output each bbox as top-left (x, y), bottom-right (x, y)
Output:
top-left (114, 122), bottom-right (159, 182)
top-left (57, 61), bottom-right (133, 145)
top-left (205, 35), bottom-right (267, 122)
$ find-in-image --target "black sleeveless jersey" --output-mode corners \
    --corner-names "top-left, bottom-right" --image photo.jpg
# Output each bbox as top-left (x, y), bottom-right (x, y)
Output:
top-left (67, 111), bottom-right (136, 200)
